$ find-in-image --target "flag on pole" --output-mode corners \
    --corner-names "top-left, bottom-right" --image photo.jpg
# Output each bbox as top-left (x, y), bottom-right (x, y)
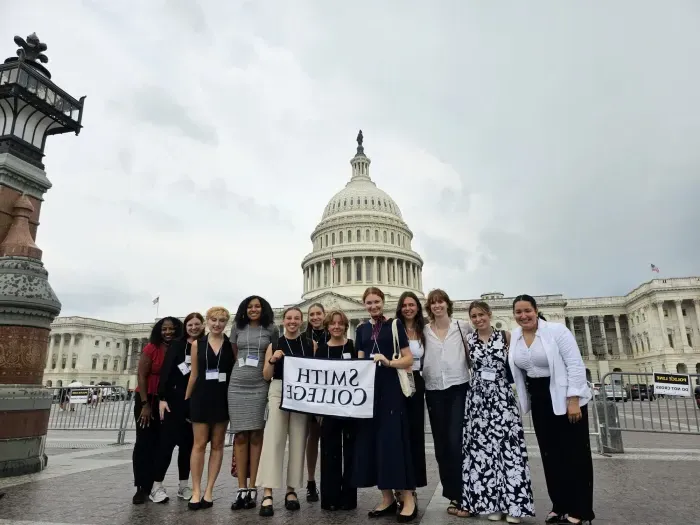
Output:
top-left (650, 264), bottom-right (660, 273)
top-left (152, 296), bottom-right (160, 305)
top-left (331, 255), bottom-right (336, 267)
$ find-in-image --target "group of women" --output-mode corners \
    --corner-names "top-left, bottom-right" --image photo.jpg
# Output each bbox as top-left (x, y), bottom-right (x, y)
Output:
top-left (130, 288), bottom-right (595, 525)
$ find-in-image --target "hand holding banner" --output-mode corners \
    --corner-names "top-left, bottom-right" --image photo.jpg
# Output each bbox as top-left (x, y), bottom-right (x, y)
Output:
top-left (281, 356), bottom-right (375, 418)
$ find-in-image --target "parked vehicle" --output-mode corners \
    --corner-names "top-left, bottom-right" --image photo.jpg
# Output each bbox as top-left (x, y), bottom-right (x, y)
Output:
top-left (628, 383), bottom-right (656, 401)
top-left (605, 384), bottom-right (628, 402)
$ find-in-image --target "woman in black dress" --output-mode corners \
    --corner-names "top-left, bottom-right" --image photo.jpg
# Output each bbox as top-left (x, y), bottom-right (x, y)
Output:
top-left (317, 308), bottom-right (357, 511)
top-left (354, 287), bottom-right (417, 523)
top-left (394, 292), bottom-right (427, 508)
top-left (304, 302), bottom-right (327, 503)
top-left (185, 306), bottom-right (236, 510)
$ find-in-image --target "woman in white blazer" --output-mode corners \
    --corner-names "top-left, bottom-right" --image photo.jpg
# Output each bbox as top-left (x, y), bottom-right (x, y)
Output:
top-left (508, 295), bottom-right (594, 525)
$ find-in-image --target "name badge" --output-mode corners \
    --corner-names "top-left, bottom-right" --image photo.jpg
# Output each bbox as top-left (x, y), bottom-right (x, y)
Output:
top-left (178, 362), bottom-right (190, 375)
top-left (342, 353), bottom-right (351, 360)
top-left (481, 367), bottom-right (496, 382)
top-left (185, 355), bottom-right (191, 364)
top-left (245, 355), bottom-right (260, 367)
top-left (205, 369), bottom-right (218, 381)
top-left (218, 372), bottom-right (227, 383)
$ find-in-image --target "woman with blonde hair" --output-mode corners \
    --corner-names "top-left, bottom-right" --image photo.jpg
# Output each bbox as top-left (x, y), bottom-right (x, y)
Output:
top-left (461, 300), bottom-right (534, 523)
top-left (258, 307), bottom-right (317, 517)
top-left (185, 306), bottom-right (236, 510)
top-left (317, 308), bottom-right (357, 511)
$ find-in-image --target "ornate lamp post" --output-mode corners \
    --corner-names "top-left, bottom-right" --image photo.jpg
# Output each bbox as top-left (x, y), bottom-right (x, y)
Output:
top-left (0, 33), bottom-right (85, 477)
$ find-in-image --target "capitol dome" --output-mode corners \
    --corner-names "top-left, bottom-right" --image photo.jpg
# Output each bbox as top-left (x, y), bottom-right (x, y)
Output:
top-left (301, 131), bottom-right (424, 301)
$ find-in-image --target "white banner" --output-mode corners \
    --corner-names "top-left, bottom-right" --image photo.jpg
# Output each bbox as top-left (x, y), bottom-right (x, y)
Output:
top-left (653, 372), bottom-right (691, 397)
top-left (280, 356), bottom-right (375, 418)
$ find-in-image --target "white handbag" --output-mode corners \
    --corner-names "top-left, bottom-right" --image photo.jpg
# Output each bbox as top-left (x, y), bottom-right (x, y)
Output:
top-left (391, 319), bottom-right (416, 397)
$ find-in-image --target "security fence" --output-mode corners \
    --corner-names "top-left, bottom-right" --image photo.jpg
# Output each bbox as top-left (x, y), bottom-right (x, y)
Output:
top-left (45, 377), bottom-right (699, 454)
top-left (47, 386), bottom-right (132, 443)
top-left (598, 371), bottom-right (700, 439)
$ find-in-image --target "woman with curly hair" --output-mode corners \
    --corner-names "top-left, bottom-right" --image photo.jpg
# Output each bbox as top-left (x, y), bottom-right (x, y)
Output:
top-left (227, 296), bottom-right (279, 511)
top-left (131, 315), bottom-right (183, 505)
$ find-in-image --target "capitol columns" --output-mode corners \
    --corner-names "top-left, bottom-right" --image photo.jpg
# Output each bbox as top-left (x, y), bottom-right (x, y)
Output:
top-left (694, 299), bottom-right (700, 347)
top-left (582, 316), bottom-right (594, 357)
top-left (654, 302), bottom-right (667, 349)
top-left (598, 316), bottom-right (609, 355)
top-left (674, 300), bottom-right (689, 350)
top-left (613, 315), bottom-right (623, 355)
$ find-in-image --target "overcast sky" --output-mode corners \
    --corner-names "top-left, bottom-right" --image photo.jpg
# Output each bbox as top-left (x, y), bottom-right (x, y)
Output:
top-left (2, 1), bottom-right (699, 322)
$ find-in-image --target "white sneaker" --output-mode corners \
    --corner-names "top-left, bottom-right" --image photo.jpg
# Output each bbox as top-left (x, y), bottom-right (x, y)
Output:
top-left (488, 513), bottom-right (504, 521)
top-left (506, 517), bottom-right (521, 524)
top-left (177, 486), bottom-right (193, 500)
top-left (149, 486), bottom-right (169, 503)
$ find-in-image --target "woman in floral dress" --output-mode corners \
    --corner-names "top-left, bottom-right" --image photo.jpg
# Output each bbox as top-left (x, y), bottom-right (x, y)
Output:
top-left (461, 301), bottom-right (535, 523)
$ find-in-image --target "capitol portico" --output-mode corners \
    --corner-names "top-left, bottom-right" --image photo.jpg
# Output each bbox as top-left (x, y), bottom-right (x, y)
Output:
top-left (42, 134), bottom-right (700, 391)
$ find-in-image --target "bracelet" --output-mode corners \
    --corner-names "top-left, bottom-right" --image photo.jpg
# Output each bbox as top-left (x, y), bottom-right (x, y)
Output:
top-left (268, 359), bottom-right (275, 365)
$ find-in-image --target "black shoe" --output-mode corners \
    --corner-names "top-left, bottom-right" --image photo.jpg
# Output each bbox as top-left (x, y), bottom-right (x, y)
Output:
top-left (285, 491), bottom-right (301, 511)
top-left (368, 500), bottom-right (398, 518)
top-left (244, 488), bottom-right (257, 509)
top-left (259, 495), bottom-right (274, 517)
top-left (397, 502), bottom-right (418, 523)
top-left (132, 488), bottom-right (147, 505)
top-left (200, 498), bottom-right (213, 509)
top-left (306, 481), bottom-right (319, 502)
top-left (188, 500), bottom-right (202, 511)
top-left (231, 489), bottom-right (247, 510)
top-left (545, 512), bottom-right (567, 523)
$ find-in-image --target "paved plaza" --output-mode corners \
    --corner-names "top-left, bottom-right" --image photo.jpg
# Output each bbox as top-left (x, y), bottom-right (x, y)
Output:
top-left (0, 430), bottom-right (697, 525)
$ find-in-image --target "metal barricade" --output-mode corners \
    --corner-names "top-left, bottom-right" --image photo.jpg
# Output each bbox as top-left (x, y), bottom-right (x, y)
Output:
top-left (599, 371), bottom-right (700, 436)
top-left (48, 386), bottom-right (132, 443)
top-left (421, 382), bottom-right (604, 455)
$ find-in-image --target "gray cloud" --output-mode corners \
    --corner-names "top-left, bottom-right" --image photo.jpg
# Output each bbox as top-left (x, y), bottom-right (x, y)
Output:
top-left (2, 0), bottom-right (698, 320)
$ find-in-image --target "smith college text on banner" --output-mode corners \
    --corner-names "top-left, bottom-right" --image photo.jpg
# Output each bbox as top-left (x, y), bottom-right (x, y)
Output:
top-left (281, 356), bottom-right (376, 418)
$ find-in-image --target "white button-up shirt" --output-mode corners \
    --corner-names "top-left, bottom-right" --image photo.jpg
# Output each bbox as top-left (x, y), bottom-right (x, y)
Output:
top-left (423, 319), bottom-right (473, 391)
top-left (513, 333), bottom-right (551, 378)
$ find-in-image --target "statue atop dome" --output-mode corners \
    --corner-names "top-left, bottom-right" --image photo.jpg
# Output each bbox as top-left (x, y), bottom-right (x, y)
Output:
top-left (356, 129), bottom-right (365, 155)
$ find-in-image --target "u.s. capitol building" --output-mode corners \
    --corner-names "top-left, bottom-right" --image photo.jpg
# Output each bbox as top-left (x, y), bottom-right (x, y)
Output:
top-left (43, 135), bottom-right (700, 390)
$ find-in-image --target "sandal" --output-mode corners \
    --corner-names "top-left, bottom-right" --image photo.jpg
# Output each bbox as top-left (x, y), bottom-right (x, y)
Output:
top-left (285, 491), bottom-right (301, 511)
top-left (259, 495), bottom-right (274, 517)
top-left (447, 501), bottom-right (459, 515)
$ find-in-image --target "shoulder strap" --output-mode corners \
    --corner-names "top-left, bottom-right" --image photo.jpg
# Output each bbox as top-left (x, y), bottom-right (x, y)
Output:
top-left (391, 319), bottom-right (400, 360)
top-left (456, 321), bottom-right (472, 368)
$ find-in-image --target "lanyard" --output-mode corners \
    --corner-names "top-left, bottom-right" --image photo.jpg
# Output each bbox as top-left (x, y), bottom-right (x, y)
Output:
top-left (205, 338), bottom-right (223, 371)
top-left (312, 329), bottom-right (327, 345)
top-left (246, 326), bottom-right (264, 357)
top-left (284, 336), bottom-right (307, 357)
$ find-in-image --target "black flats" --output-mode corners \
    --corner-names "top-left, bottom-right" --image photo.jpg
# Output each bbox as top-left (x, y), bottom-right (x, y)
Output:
top-left (188, 498), bottom-right (212, 511)
top-left (306, 481), bottom-right (319, 502)
top-left (368, 500), bottom-right (398, 518)
top-left (259, 492), bottom-right (301, 517)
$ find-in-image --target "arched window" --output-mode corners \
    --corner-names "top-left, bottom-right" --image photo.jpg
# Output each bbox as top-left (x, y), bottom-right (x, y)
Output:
top-left (331, 233), bottom-right (335, 245)
top-left (348, 230), bottom-right (352, 242)
top-left (391, 232), bottom-right (395, 244)
top-left (356, 229), bottom-right (361, 241)
top-left (383, 231), bottom-right (387, 243)
top-left (356, 261), bottom-right (362, 282)
top-left (374, 229), bottom-right (379, 241)
top-left (365, 229), bottom-right (370, 241)
top-left (339, 231), bottom-right (343, 244)
top-left (346, 262), bottom-right (352, 283)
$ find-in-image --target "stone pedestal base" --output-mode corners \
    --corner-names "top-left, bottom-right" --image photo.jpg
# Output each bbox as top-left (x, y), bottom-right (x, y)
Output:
top-left (0, 386), bottom-right (52, 477)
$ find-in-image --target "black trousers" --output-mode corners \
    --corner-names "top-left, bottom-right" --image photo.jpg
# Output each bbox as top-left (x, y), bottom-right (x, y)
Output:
top-left (425, 382), bottom-right (468, 502)
top-left (154, 397), bottom-right (193, 482)
top-left (406, 373), bottom-right (427, 487)
top-left (528, 377), bottom-right (595, 522)
top-left (320, 416), bottom-right (357, 510)
top-left (133, 395), bottom-right (160, 491)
